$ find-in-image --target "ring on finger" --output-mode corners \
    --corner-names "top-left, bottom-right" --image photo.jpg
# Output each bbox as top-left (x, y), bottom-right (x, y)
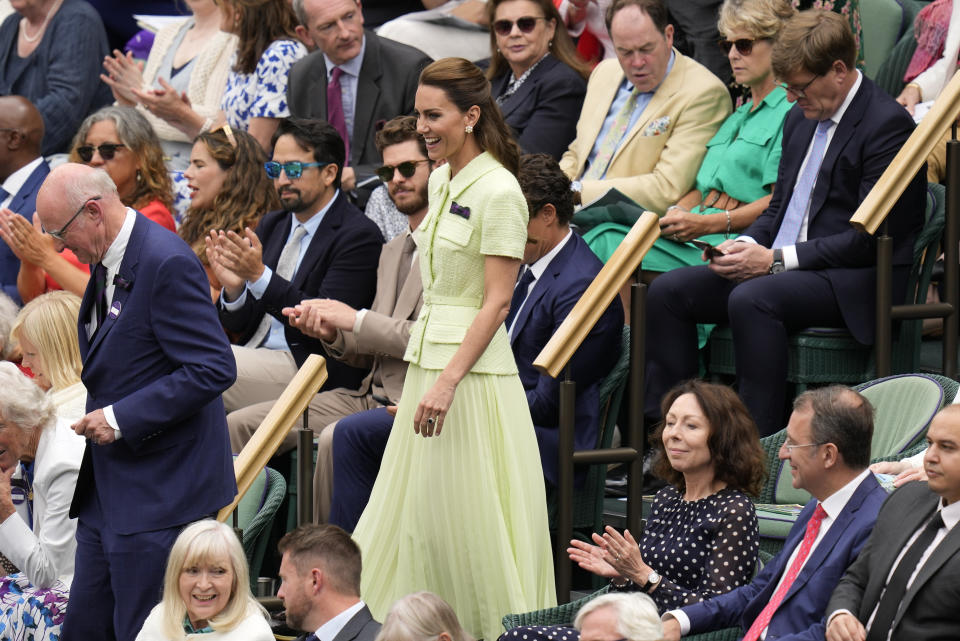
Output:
top-left (426, 417), bottom-right (435, 425)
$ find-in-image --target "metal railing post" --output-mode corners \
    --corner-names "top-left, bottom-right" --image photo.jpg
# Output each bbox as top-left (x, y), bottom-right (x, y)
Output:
top-left (945, 128), bottom-right (959, 378)
top-left (875, 220), bottom-right (893, 377)
top-left (297, 408), bottom-right (313, 526)
top-left (555, 367), bottom-right (576, 602)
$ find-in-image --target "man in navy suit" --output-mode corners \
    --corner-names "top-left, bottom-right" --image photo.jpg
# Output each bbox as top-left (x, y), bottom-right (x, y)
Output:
top-left (211, 118), bottom-right (382, 418)
top-left (644, 10), bottom-right (926, 436)
top-left (35, 163), bottom-right (238, 641)
top-left (320, 154), bottom-right (624, 532)
top-left (662, 386), bottom-right (887, 641)
top-left (0, 96), bottom-right (50, 303)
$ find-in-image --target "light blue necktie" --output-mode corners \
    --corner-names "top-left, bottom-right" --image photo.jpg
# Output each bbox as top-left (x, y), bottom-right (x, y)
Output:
top-left (772, 120), bottom-right (834, 248)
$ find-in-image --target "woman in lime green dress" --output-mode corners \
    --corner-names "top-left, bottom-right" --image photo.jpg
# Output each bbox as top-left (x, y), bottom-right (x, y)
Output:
top-left (652, 0), bottom-right (796, 272)
top-left (352, 58), bottom-right (556, 641)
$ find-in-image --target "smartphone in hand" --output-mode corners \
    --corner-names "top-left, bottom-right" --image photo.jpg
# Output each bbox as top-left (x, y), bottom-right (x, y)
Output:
top-left (690, 239), bottom-right (726, 259)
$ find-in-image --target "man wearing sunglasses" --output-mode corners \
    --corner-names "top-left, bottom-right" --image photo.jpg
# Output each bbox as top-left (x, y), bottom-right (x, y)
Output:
top-left (645, 10), bottom-right (926, 437)
top-left (560, 0), bottom-right (729, 214)
top-left (226, 117), bottom-right (430, 521)
top-left (0, 96), bottom-right (49, 304)
top-left (288, 0), bottom-right (431, 203)
top-left (34, 163), bottom-right (238, 641)
top-left (212, 117), bottom-right (382, 419)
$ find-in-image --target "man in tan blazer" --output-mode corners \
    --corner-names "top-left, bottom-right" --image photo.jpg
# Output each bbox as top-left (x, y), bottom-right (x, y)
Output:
top-left (560, 0), bottom-right (730, 213)
top-left (229, 117), bottom-right (429, 520)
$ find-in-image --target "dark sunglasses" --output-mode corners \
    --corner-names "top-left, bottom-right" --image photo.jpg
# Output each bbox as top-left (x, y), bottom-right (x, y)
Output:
top-left (76, 143), bottom-right (125, 162)
top-left (493, 16), bottom-right (546, 36)
top-left (375, 160), bottom-right (430, 183)
top-left (264, 160), bottom-right (330, 179)
top-left (718, 38), bottom-right (761, 56)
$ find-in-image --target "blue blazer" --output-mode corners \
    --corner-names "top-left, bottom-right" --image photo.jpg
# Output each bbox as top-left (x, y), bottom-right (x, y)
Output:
top-left (490, 55), bottom-right (587, 160)
top-left (741, 75), bottom-right (925, 344)
top-left (219, 192), bottom-right (383, 392)
top-left (0, 160), bottom-right (48, 303)
top-left (510, 232), bottom-right (623, 486)
top-left (682, 474), bottom-right (888, 641)
top-left (71, 213), bottom-right (237, 535)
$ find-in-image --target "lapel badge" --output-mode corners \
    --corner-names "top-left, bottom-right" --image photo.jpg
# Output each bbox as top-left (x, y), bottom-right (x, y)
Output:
top-left (109, 300), bottom-right (122, 319)
top-left (449, 201), bottom-right (471, 219)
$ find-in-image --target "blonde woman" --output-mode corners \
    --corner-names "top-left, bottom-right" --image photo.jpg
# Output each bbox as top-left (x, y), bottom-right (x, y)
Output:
top-left (376, 592), bottom-right (475, 641)
top-left (136, 520), bottom-right (272, 640)
top-left (11, 290), bottom-right (85, 423)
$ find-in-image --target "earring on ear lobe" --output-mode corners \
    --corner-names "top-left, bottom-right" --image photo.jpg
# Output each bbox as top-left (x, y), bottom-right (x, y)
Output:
top-left (465, 125), bottom-right (473, 134)
top-left (136, 170), bottom-right (142, 183)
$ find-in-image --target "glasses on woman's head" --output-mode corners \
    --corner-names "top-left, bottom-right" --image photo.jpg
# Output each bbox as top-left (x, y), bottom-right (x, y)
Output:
top-left (375, 160), bottom-right (430, 183)
top-left (212, 123), bottom-right (237, 148)
top-left (76, 143), bottom-right (125, 162)
top-left (718, 38), bottom-right (761, 56)
top-left (264, 160), bottom-right (330, 179)
top-left (492, 16), bottom-right (546, 36)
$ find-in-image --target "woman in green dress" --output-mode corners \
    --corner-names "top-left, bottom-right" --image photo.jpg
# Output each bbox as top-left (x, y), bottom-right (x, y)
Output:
top-left (352, 58), bottom-right (556, 641)
top-left (651, 0), bottom-right (796, 272)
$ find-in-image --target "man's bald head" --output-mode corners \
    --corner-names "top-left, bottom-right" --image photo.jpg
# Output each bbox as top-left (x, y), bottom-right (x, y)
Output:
top-left (0, 96), bottom-right (45, 164)
top-left (36, 163), bottom-right (124, 265)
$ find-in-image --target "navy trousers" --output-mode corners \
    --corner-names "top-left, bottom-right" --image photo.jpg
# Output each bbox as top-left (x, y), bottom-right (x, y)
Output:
top-left (329, 407), bottom-right (394, 532)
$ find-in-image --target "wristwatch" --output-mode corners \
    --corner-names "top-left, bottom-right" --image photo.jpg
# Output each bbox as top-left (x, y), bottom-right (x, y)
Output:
top-left (769, 248), bottom-right (785, 274)
top-left (643, 570), bottom-right (662, 592)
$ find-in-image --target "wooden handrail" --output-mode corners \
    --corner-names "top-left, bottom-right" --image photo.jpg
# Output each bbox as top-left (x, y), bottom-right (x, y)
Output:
top-left (217, 354), bottom-right (328, 521)
top-left (533, 211), bottom-right (660, 377)
top-left (851, 70), bottom-right (960, 233)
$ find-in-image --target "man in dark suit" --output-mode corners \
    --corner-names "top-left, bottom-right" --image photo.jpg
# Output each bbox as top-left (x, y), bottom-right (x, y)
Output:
top-left (508, 153), bottom-right (623, 486)
top-left (211, 118), bottom-right (382, 415)
top-left (644, 10), bottom-right (926, 436)
top-left (288, 0), bottom-right (431, 198)
top-left (0, 96), bottom-right (49, 303)
top-left (35, 164), bottom-right (237, 641)
top-left (278, 524), bottom-right (381, 641)
top-left (662, 386), bottom-right (888, 641)
top-left (826, 405), bottom-right (960, 641)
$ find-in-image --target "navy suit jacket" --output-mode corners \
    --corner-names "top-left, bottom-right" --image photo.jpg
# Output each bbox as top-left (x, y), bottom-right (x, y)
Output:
top-left (219, 192), bottom-right (382, 392)
top-left (71, 213), bottom-right (237, 535)
top-left (828, 482), bottom-right (960, 641)
top-left (741, 75), bottom-right (925, 344)
top-left (510, 232), bottom-right (623, 486)
top-left (489, 56), bottom-right (587, 160)
top-left (682, 474), bottom-right (887, 641)
top-left (1, 160), bottom-right (49, 303)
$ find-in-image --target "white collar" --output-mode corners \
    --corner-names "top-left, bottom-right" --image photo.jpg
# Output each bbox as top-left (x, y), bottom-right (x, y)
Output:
top-left (101, 208), bottom-right (137, 272)
top-left (527, 228), bottom-right (573, 280)
top-left (312, 601), bottom-right (366, 641)
top-left (825, 69), bottom-right (862, 127)
top-left (819, 468), bottom-right (871, 520)
top-left (1, 157), bottom-right (43, 198)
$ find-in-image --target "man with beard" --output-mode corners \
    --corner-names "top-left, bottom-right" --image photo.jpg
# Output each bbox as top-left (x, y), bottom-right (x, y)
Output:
top-left (278, 524), bottom-right (380, 641)
top-left (209, 118), bottom-right (383, 414)
top-left (227, 118), bottom-right (428, 520)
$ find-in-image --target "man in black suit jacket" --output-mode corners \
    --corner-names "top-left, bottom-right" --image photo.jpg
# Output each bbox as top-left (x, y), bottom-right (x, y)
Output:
top-left (210, 118), bottom-right (382, 414)
top-left (826, 405), bottom-right (960, 641)
top-left (289, 0), bottom-right (431, 198)
top-left (644, 10), bottom-right (925, 436)
top-left (278, 524), bottom-right (381, 641)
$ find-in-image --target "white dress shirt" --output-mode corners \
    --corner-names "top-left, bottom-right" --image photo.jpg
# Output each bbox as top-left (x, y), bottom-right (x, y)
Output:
top-left (507, 229), bottom-right (572, 338)
top-left (311, 600), bottom-right (366, 641)
top-left (0, 157), bottom-right (43, 210)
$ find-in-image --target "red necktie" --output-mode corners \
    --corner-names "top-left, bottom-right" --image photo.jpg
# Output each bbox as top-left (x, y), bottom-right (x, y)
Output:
top-left (742, 504), bottom-right (827, 641)
top-left (327, 66), bottom-right (350, 165)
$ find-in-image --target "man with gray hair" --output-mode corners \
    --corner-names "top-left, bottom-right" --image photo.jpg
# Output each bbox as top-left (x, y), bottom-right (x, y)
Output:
top-left (575, 593), bottom-right (663, 641)
top-left (35, 163), bottom-right (237, 641)
top-left (662, 386), bottom-right (887, 641)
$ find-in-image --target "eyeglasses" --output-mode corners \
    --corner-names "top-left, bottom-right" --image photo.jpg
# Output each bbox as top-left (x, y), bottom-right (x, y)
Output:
top-left (493, 16), bottom-right (547, 36)
top-left (264, 161), bottom-right (330, 179)
top-left (375, 160), bottom-right (430, 183)
top-left (44, 196), bottom-right (101, 242)
top-left (718, 38), bottom-right (761, 56)
top-left (76, 143), bottom-right (125, 162)
top-left (782, 441), bottom-right (823, 454)
top-left (782, 74), bottom-right (821, 99)
top-left (212, 123), bottom-right (237, 148)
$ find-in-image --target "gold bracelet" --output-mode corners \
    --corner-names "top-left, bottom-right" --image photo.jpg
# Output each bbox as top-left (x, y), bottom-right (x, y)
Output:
top-left (725, 210), bottom-right (732, 238)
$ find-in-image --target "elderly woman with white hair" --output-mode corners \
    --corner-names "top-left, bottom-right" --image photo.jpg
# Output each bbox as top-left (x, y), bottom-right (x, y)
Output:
top-left (574, 593), bottom-right (663, 641)
top-left (136, 519), bottom-right (272, 640)
top-left (0, 361), bottom-right (86, 641)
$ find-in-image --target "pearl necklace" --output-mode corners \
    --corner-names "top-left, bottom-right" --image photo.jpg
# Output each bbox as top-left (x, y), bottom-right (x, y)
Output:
top-left (19, 0), bottom-right (65, 44)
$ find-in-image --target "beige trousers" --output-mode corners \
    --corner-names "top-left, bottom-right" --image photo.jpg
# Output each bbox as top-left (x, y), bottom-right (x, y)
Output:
top-left (221, 345), bottom-right (298, 413)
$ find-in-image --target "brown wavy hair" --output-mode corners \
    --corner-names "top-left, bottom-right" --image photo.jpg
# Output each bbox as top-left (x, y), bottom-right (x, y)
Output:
top-left (651, 380), bottom-right (767, 496)
top-left (419, 58), bottom-right (521, 175)
top-left (486, 0), bottom-right (590, 81)
top-left (69, 106), bottom-right (173, 212)
top-left (221, 0), bottom-right (299, 75)
top-left (179, 127), bottom-right (278, 263)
